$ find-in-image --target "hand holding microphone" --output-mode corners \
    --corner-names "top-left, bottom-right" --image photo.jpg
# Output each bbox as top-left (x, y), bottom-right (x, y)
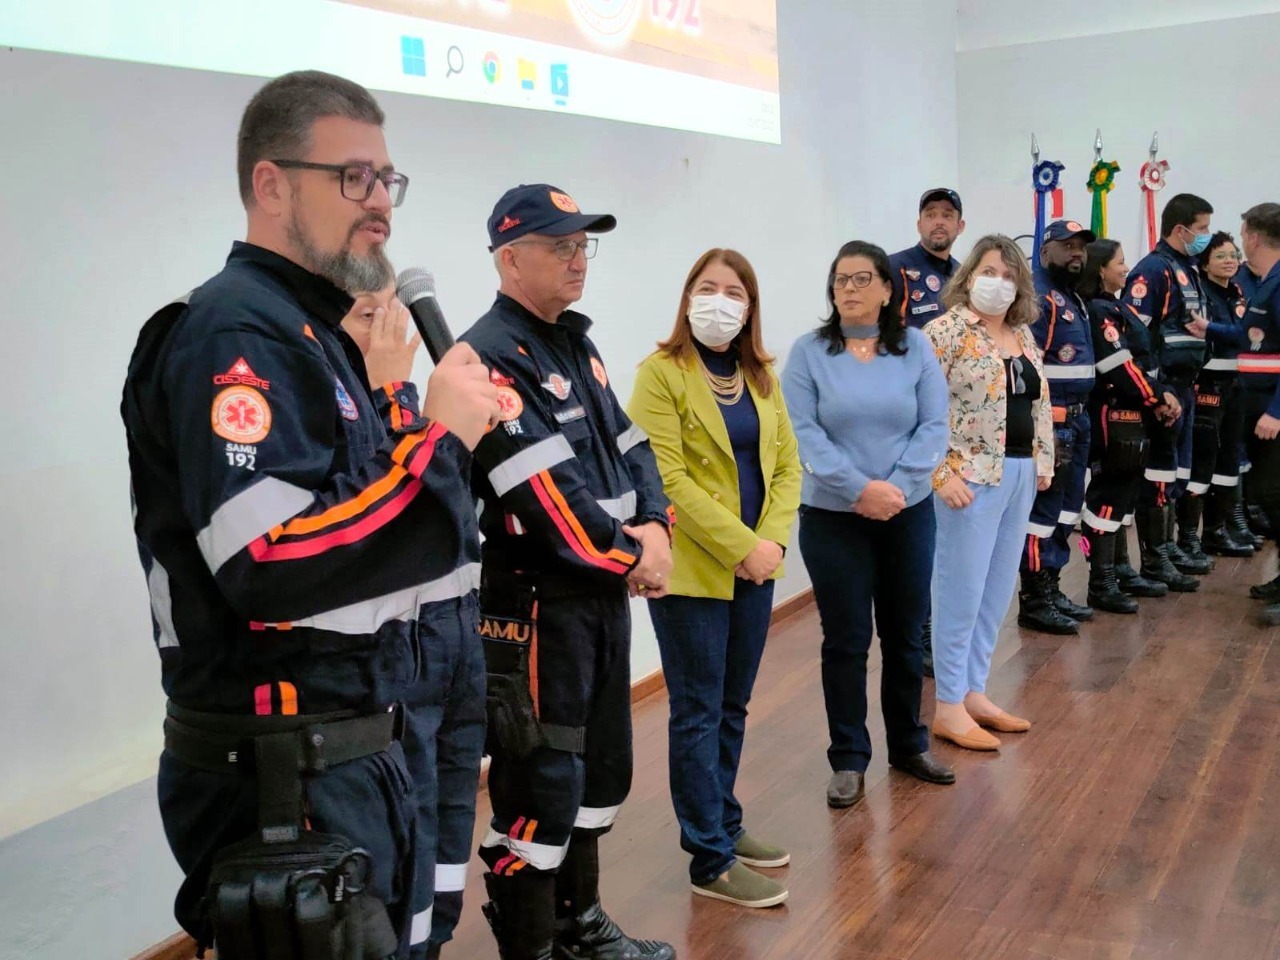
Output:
top-left (394, 268), bottom-right (499, 448)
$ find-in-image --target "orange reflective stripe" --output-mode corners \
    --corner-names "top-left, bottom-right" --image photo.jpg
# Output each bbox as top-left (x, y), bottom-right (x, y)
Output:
top-left (268, 433), bottom-right (423, 540)
top-left (278, 682), bottom-right (298, 715)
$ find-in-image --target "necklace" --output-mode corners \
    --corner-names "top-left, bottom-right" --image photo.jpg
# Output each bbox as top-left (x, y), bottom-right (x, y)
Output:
top-left (847, 338), bottom-right (879, 361)
top-left (699, 357), bottom-right (745, 406)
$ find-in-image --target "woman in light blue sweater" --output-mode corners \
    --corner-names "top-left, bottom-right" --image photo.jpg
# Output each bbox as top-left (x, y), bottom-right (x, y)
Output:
top-left (782, 240), bottom-right (954, 808)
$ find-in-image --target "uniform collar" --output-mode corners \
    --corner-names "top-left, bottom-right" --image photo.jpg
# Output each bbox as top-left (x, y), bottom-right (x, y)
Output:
top-left (915, 243), bottom-right (956, 273)
top-left (1156, 238), bottom-right (1195, 270)
top-left (493, 291), bottom-right (594, 337)
top-left (228, 241), bottom-right (354, 329)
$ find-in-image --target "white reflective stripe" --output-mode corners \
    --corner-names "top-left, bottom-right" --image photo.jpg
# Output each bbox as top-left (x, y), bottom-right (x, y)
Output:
top-left (1044, 366), bottom-right (1096, 380)
top-left (1203, 357), bottom-right (1239, 372)
top-left (1082, 506), bottom-right (1122, 532)
top-left (196, 477), bottom-right (314, 572)
top-left (1239, 355), bottom-right (1280, 373)
top-left (1176, 467), bottom-right (1192, 480)
top-left (1136, 314), bottom-right (1153, 327)
top-left (1186, 481), bottom-right (1211, 494)
top-left (1026, 522), bottom-right (1056, 538)
top-left (1241, 461), bottom-right (1253, 474)
top-left (435, 863), bottom-right (468, 893)
top-left (147, 561), bottom-right (179, 649)
top-left (1164, 334), bottom-right (1202, 345)
top-left (481, 828), bottom-right (569, 870)
top-left (597, 490), bottom-right (637, 521)
top-left (488, 435), bottom-right (575, 496)
top-left (1084, 468), bottom-right (1093, 490)
top-left (617, 423), bottom-right (648, 456)
top-left (283, 563), bottom-right (481, 634)
top-left (1211, 473), bottom-right (1240, 487)
top-left (1094, 349), bottom-right (1134, 374)
top-left (410, 907), bottom-right (433, 945)
top-left (574, 805), bottom-right (621, 829)
top-left (1122, 514), bottom-right (1134, 526)
top-left (1058, 511), bottom-right (1081, 526)
top-left (1145, 468), bottom-right (1177, 482)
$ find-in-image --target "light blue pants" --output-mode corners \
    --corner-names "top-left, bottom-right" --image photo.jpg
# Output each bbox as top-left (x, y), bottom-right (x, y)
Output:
top-left (931, 456), bottom-right (1037, 705)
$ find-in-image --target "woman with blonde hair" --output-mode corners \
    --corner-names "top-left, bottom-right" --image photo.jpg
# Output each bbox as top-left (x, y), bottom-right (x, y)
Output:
top-left (627, 248), bottom-right (800, 909)
top-left (925, 235), bottom-right (1054, 751)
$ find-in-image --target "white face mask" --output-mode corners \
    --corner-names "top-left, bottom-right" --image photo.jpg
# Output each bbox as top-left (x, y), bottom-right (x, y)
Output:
top-left (969, 275), bottom-right (1017, 315)
top-left (688, 293), bottom-right (746, 347)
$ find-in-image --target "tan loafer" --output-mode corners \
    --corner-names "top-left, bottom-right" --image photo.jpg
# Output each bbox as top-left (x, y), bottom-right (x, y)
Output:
top-left (970, 711), bottom-right (1031, 733)
top-left (931, 719), bottom-right (1001, 751)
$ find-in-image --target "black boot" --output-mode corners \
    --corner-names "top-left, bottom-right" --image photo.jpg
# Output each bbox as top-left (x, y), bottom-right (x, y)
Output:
top-left (921, 616), bottom-right (934, 679)
top-left (483, 870), bottom-right (557, 960)
top-left (554, 831), bottom-right (675, 960)
top-left (1247, 501), bottom-right (1275, 540)
top-left (1086, 531), bottom-right (1139, 614)
top-left (1202, 488), bottom-right (1254, 557)
top-left (1168, 500), bottom-right (1212, 574)
top-left (1174, 497), bottom-right (1215, 572)
top-left (425, 944), bottom-right (442, 960)
top-left (1227, 485), bottom-right (1265, 549)
top-left (1049, 567), bottom-right (1094, 621)
top-left (1137, 505), bottom-right (1199, 592)
top-left (1115, 525), bottom-right (1168, 597)
top-left (1017, 571), bottom-right (1080, 634)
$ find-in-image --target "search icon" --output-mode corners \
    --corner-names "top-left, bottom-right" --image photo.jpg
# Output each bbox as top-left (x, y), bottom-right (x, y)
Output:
top-left (446, 45), bottom-right (464, 77)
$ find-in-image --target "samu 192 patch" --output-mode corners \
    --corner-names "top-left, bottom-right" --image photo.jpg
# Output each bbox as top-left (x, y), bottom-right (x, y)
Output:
top-left (212, 386), bottom-right (271, 444)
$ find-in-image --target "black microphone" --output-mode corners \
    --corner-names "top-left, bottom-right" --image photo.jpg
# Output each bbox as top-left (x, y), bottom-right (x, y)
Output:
top-left (396, 267), bottom-right (455, 364)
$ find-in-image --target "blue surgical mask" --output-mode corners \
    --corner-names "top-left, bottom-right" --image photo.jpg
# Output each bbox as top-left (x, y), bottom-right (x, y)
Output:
top-left (1183, 228), bottom-right (1211, 257)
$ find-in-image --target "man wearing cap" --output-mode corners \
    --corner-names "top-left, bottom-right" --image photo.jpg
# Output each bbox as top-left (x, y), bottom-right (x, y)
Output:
top-left (460, 184), bottom-right (675, 960)
top-left (889, 188), bottom-right (966, 330)
top-left (889, 188), bottom-right (964, 675)
top-left (1017, 220), bottom-right (1098, 634)
top-left (1119, 194), bottom-right (1215, 589)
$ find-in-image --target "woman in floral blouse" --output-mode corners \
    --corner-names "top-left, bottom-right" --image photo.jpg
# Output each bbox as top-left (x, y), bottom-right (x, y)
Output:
top-left (924, 235), bottom-right (1054, 751)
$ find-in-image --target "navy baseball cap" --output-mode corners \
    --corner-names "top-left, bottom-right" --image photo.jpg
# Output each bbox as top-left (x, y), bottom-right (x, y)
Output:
top-left (919, 187), bottom-right (962, 215)
top-left (487, 184), bottom-right (617, 251)
top-left (1043, 219), bottom-right (1096, 244)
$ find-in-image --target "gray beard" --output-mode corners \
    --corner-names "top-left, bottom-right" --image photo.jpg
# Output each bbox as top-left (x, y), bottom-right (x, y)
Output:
top-left (288, 213), bottom-right (393, 294)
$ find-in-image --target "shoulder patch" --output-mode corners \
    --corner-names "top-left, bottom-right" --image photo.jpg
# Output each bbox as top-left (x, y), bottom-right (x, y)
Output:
top-left (591, 356), bottom-right (609, 387)
top-left (495, 386), bottom-right (524, 422)
top-left (212, 386), bottom-right (272, 443)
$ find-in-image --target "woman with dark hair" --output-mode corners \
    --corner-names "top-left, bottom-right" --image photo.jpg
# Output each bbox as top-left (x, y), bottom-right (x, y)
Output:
top-left (628, 248), bottom-right (800, 909)
top-left (782, 240), bottom-right (953, 808)
top-left (1192, 232), bottom-right (1260, 555)
top-left (926, 235), bottom-right (1054, 751)
top-left (1077, 238), bottom-right (1185, 609)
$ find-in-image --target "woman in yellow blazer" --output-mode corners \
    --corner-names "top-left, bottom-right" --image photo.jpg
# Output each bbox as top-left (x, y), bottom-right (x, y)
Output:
top-left (627, 248), bottom-right (800, 910)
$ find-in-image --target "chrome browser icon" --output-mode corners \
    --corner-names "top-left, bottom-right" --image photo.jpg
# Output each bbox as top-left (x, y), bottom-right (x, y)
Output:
top-left (482, 51), bottom-right (501, 84)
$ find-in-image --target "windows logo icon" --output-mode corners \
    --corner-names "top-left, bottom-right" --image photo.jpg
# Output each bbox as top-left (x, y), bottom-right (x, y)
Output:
top-left (401, 36), bottom-right (425, 77)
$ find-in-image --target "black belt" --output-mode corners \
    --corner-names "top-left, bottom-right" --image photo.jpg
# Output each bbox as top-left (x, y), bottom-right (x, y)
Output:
top-left (164, 701), bottom-right (401, 776)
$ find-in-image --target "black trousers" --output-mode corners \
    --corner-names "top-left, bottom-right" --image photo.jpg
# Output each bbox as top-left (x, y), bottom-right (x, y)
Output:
top-left (480, 581), bottom-right (633, 877)
top-left (1244, 392), bottom-right (1280, 527)
top-left (1189, 378), bottom-right (1230, 496)
top-left (1083, 404), bottom-right (1148, 533)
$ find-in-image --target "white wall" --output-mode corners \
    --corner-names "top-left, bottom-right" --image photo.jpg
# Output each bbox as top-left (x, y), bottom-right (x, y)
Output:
top-left (957, 0), bottom-right (1280, 50)
top-left (956, 12), bottom-right (1280, 255)
top-left (0, 2), bottom-right (957, 955)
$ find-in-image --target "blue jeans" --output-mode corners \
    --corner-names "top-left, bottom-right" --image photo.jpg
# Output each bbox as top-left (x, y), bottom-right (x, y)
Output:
top-left (932, 457), bottom-right (1037, 704)
top-left (798, 499), bottom-right (935, 773)
top-left (647, 577), bottom-right (775, 884)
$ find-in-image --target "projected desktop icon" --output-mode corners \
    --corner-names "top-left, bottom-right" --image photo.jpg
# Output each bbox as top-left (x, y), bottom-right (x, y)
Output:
top-left (550, 63), bottom-right (569, 105)
top-left (483, 51), bottom-right (501, 84)
top-left (446, 45), bottom-right (464, 78)
top-left (517, 58), bottom-right (536, 91)
top-left (400, 36), bottom-right (426, 77)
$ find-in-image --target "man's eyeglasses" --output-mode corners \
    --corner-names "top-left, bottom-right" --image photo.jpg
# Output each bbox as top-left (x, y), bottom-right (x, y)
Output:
top-left (833, 272), bottom-right (875, 290)
top-left (272, 160), bottom-right (409, 207)
top-left (510, 237), bottom-right (598, 261)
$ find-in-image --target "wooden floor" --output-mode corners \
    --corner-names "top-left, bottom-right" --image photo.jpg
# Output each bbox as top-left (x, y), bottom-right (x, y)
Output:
top-left (446, 539), bottom-right (1280, 960)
